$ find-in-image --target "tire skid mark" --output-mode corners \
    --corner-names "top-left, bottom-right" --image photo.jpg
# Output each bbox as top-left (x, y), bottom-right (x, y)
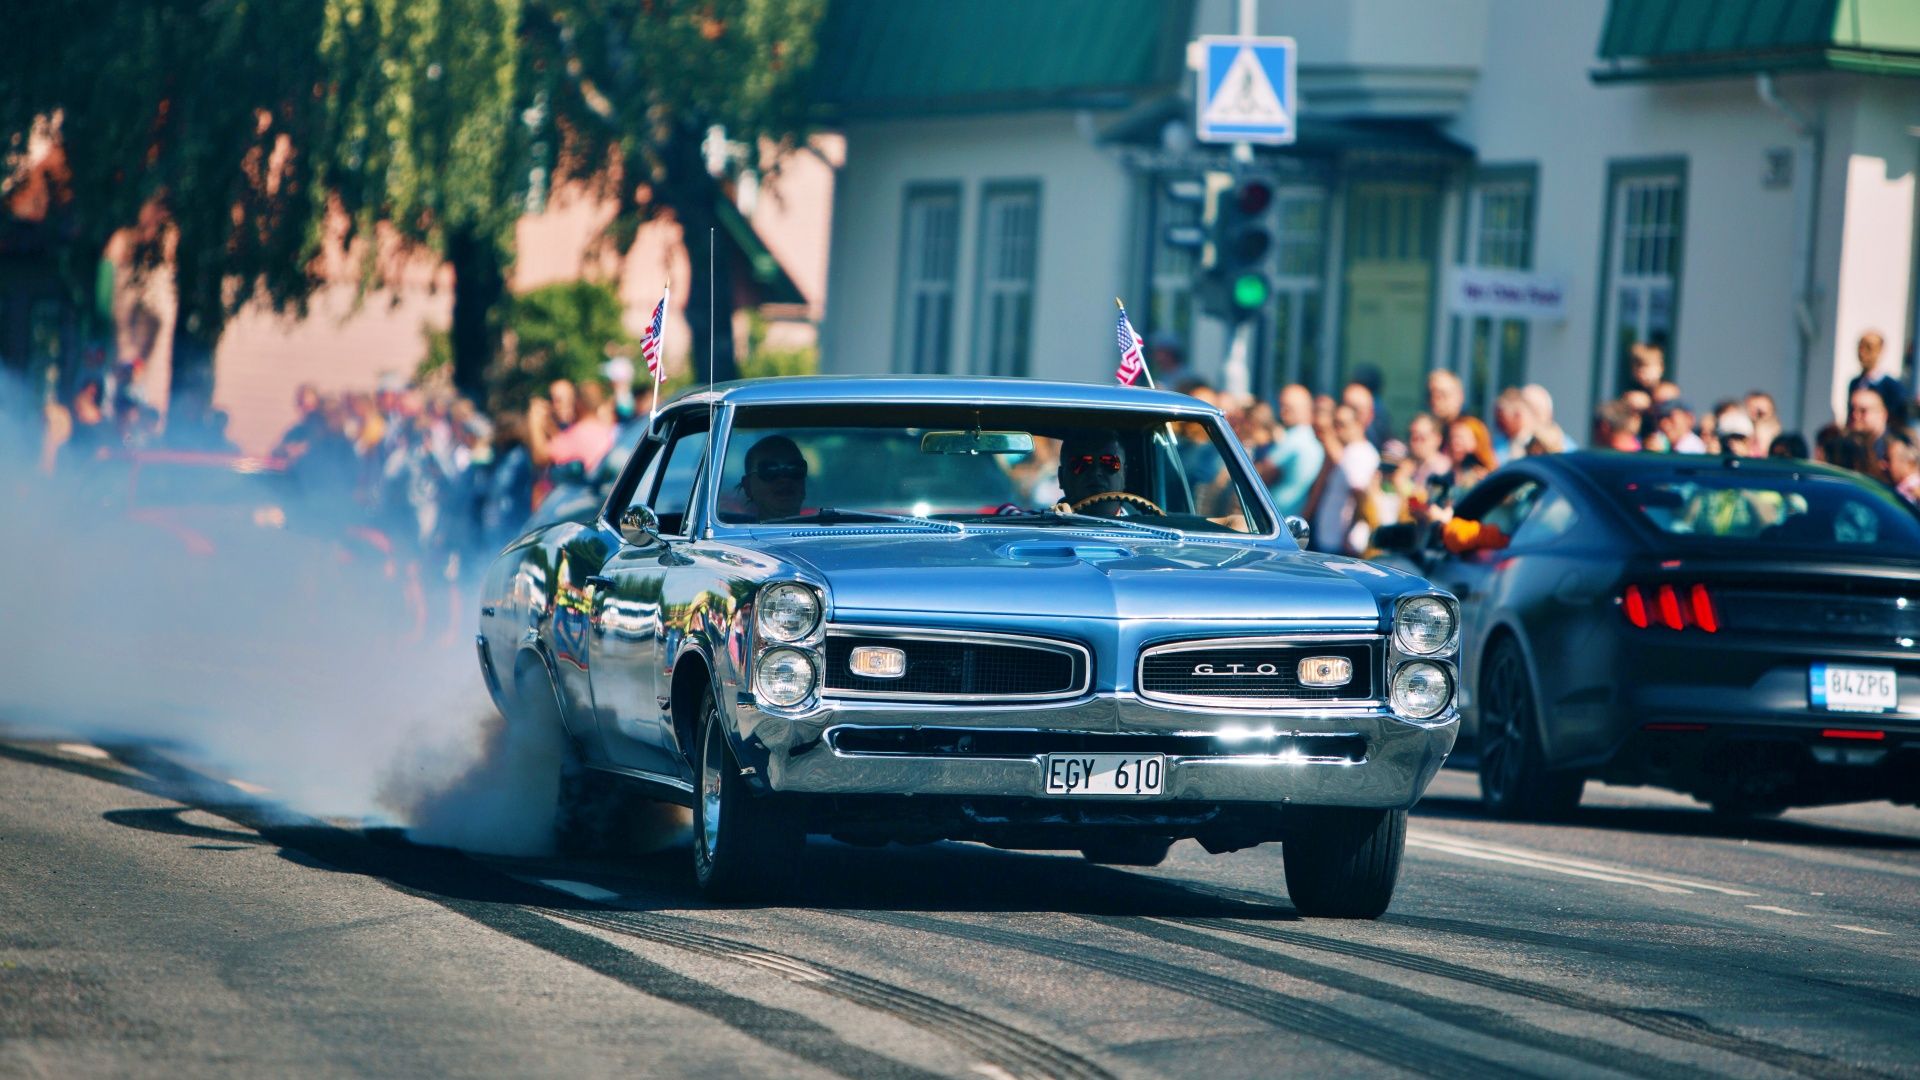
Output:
top-left (1146, 871), bottom-right (1920, 1023)
top-left (844, 910), bottom-right (1540, 1080)
top-left (546, 907), bottom-right (1112, 1080)
top-left (1171, 917), bottom-right (1892, 1080)
top-left (6, 744), bottom-right (944, 1080)
top-left (1091, 916), bottom-right (1717, 1080)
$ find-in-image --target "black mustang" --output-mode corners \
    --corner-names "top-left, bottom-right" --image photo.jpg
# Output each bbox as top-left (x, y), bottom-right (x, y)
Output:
top-left (1377, 451), bottom-right (1920, 818)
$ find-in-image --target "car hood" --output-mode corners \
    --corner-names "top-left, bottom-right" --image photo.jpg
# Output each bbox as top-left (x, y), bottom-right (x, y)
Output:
top-left (751, 529), bottom-right (1395, 624)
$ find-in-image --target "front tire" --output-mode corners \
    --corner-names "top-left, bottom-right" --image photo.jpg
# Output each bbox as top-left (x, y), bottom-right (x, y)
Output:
top-left (1282, 808), bottom-right (1405, 918)
top-left (1477, 638), bottom-right (1583, 820)
top-left (692, 686), bottom-right (803, 900)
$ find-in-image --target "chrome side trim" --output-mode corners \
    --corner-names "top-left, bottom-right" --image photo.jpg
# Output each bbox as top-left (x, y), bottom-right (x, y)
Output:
top-left (821, 624), bottom-right (1092, 703)
top-left (1136, 633), bottom-right (1386, 710)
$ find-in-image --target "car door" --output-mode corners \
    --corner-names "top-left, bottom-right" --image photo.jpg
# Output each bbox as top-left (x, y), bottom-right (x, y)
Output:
top-left (587, 413), bottom-right (710, 779)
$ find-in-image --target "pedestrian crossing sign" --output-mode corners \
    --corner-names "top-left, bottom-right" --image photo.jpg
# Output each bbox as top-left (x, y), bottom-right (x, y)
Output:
top-left (1196, 36), bottom-right (1297, 145)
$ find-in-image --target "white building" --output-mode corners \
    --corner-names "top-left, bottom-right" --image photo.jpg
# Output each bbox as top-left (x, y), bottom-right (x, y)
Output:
top-left (813, 0), bottom-right (1920, 436)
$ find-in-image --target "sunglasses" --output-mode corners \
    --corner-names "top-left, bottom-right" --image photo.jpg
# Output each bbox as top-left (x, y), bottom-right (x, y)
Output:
top-left (751, 461), bottom-right (807, 482)
top-left (1067, 453), bottom-right (1123, 476)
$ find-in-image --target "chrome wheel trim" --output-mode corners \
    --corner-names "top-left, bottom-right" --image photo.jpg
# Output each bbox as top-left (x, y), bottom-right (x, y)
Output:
top-left (700, 714), bottom-right (724, 859)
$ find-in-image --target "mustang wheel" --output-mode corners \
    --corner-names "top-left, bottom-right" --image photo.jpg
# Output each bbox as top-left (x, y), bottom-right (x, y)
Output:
top-left (1282, 807), bottom-right (1404, 918)
top-left (1477, 637), bottom-right (1583, 821)
top-left (1080, 836), bottom-right (1174, 867)
top-left (692, 685), bottom-right (802, 899)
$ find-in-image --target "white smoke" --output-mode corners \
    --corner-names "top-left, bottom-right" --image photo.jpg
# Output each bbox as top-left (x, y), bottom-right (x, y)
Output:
top-left (0, 376), bottom-right (574, 855)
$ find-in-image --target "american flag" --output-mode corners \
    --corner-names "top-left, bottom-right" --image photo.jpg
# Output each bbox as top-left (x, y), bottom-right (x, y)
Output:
top-left (640, 289), bottom-right (669, 379)
top-left (1114, 301), bottom-right (1146, 386)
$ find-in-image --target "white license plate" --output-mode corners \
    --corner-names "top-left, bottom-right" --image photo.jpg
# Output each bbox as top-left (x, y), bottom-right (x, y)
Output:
top-left (1042, 753), bottom-right (1165, 796)
top-left (1810, 663), bottom-right (1898, 713)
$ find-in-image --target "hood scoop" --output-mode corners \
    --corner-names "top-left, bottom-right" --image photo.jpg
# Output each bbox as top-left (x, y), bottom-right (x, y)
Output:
top-left (996, 540), bottom-right (1132, 563)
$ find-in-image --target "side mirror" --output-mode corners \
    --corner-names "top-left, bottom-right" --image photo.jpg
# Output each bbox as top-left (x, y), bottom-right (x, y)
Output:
top-left (619, 505), bottom-right (661, 545)
top-left (1284, 515), bottom-right (1311, 546)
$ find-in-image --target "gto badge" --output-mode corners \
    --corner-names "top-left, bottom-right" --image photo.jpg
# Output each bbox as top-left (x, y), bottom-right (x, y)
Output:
top-left (1193, 662), bottom-right (1279, 676)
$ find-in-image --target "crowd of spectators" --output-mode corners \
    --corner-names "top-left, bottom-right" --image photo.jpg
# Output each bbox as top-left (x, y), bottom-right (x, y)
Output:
top-left (1165, 329), bottom-right (1919, 558)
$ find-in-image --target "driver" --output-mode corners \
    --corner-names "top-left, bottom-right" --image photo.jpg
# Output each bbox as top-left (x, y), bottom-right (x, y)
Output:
top-left (739, 435), bottom-right (809, 521)
top-left (1054, 429), bottom-right (1143, 518)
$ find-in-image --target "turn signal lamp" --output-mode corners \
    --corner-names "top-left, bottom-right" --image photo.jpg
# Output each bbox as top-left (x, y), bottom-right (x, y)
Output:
top-left (848, 645), bottom-right (907, 679)
top-left (1298, 656), bottom-right (1353, 688)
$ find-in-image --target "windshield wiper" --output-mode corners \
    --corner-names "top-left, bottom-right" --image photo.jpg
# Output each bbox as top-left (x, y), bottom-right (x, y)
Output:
top-left (994, 508), bottom-right (1183, 542)
top-left (762, 508), bottom-right (966, 534)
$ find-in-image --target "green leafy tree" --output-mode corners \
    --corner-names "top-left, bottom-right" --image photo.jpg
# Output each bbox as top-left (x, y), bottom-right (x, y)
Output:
top-left (523, 0), bottom-right (823, 386)
top-left (422, 278), bottom-right (633, 411)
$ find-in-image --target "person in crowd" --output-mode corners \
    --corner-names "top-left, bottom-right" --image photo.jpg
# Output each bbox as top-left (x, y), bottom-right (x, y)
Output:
top-left (1627, 338), bottom-right (1666, 397)
top-left (1520, 384), bottom-right (1575, 451)
top-left (1390, 413), bottom-right (1453, 514)
top-left (1594, 400), bottom-right (1641, 452)
top-left (1147, 332), bottom-right (1192, 388)
top-left (1489, 388), bottom-right (1533, 463)
top-left (1884, 430), bottom-right (1919, 504)
top-left (530, 378), bottom-right (617, 475)
top-left (1257, 385), bottom-right (1324, 520)
top-left (1745, 390), bottom-right (1781, 455)
top-left (1621, 387), bottom-right (1653, 419)
top-left (1769, 432), bottom-right (1810, 459)
top-left (1826, 429), bottom-right (1887, 482)
top-left (1350, 363), bottom-right (1392, 447)
top-left (1650, 400), bottom-right (1705, 453)
top-left (1445, 416), bottom-right (1498, 491)
top-left (1309, 402), bottom-right (1378, 556)
top-left (481, 410), bottom-right (536, 551)
top-left (1847, 385), bottom-right (1890, 449)
top-left (1653, 380), bottom-right (1682, 405)
top-left (272, 383), bottom-right (328, 461)
top-left (1847, 330), bottom-right (1909, 428)
top-left (1341, 382), bottom-right (1377, 451)
top-left (1426, 370), bottom-right (1464, 428)
top-left (1711, 402), bottom-right (1755, 457)
top-left (57, 378), bottom-right (113, 470)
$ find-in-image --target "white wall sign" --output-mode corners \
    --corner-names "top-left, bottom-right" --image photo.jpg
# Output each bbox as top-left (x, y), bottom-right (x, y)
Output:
top-left (1448, 268), bottom-right (1569, 321)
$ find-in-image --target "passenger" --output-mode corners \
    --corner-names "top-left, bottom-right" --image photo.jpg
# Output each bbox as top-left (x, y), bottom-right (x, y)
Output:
top-left (1055, 429), bottom-right (1147, 518)
top-left (739, 435), bottom-right (809, 521)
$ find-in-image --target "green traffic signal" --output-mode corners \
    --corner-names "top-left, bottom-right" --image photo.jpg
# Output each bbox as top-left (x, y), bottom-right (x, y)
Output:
top-left (1232, 273), bottom-right (1270, 311)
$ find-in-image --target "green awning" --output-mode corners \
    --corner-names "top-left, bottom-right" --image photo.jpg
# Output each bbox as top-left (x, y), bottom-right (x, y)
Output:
top-left (1595, 0), bottom-right (1920, 81)
top-left (810, 0), bottom-right (1193, 119)
top-left (715, 195), bottom-right (804, 307)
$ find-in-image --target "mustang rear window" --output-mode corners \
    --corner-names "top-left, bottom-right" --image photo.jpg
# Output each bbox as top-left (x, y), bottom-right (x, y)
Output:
top-left (1610, 474), bottom-right (1920, 551)
top-left (714, 404), bottom-right (1274, 535)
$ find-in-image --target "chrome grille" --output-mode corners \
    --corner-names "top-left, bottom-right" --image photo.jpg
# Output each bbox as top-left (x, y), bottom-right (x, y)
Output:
top-left (1138, 639), bottom-right (1378, 706)
top-left (824, 631), bottom-right (1086, 701)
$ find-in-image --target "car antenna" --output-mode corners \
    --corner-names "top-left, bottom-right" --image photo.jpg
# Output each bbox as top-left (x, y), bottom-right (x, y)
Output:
top-left (704, 226), bottom-right (717, 540)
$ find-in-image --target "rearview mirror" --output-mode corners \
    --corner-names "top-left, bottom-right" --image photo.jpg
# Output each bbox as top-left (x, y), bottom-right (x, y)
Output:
top-left (619, 505), bottom-right (661, 545)
top-left (920, 430), bottom-right (1035, 456)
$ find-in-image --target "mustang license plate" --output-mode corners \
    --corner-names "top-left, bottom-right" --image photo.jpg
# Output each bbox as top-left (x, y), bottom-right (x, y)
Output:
top-left (1810, 663), bottom-right (1897, 713)
top-left (1042, 753), bottom-right (1165, 796)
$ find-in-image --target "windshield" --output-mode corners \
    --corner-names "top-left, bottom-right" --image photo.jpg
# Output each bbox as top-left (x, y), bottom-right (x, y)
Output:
top-left (1608, 471), bottom-right (1920, 553)
top-left (714, 403), bottom-right (1273, 535)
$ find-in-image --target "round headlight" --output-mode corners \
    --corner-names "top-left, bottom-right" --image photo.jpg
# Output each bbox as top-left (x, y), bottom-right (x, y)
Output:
top-left (755, 647), bottom-right (818, 708)
top-left (757, 583), bottom-right (821, 642)
top-left (1390, 661), bottom-right (1452, 720)
top-left (1395, 596), bottom-right (1456, 655)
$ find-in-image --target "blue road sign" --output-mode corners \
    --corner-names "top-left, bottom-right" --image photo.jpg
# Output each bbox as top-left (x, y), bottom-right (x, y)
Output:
top-left (1196, 35), bottom-right (1297, 145)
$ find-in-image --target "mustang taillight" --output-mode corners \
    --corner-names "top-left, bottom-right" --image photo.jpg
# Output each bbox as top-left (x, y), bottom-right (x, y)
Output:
top-left (1620, 583), bottom-right (1719, 633)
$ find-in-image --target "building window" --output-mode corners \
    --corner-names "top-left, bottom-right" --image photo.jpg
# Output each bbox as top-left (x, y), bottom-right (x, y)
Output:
top-left (1451, 167), bottom-right (1537, 417)
top-left (897, 184), bottom-right (961, 374)
top-left (1147, 178), bottom-right (1201, 347)
top-left (1271, 188), bottom-right (1327, 390)
top-left (974, 183), bottom-right (1039, 377)
top-left (1599, 162), bottom-right (1685, 397)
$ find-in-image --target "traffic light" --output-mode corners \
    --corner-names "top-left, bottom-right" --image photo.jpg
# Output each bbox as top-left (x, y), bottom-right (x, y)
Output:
top-left (1200, 174), bottom-right (1277, 321)
top-left (1219, 176), bottom-right (1274, 317)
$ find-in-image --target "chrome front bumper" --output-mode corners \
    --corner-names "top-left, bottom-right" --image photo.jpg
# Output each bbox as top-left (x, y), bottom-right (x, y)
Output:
top-left (737, 695), bottom-right (1458, 810)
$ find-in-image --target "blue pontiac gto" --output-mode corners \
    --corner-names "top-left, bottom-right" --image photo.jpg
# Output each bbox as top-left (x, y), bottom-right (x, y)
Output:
top-left (475, 377), bottom-right (1458, 916)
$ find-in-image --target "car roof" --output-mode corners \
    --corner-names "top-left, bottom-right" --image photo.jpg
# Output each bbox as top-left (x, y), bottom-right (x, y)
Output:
top-left (660, 375), bottom-right (1223, 417)
top-left (1542, 450), bottom-right (1869, 485)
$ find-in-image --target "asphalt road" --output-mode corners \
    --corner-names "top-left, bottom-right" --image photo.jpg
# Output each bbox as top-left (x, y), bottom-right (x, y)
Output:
top-left (3, 738), bottom-right (1916, 1079)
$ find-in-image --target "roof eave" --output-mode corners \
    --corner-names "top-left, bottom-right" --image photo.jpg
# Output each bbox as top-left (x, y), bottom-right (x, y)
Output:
top-left (1592, 46), bottom-right (1920, 83)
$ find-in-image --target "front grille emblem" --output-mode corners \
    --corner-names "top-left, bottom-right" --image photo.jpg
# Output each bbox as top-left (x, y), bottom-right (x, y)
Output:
top-left (1192, 662), bottom-right (1280, 676)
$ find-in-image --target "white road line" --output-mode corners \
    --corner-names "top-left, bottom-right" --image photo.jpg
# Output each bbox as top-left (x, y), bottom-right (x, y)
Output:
top-left (55, 742), bottom-right (111, 760)
top-left (1747, 905), bottom-right (1811, 916)
top-left (1833, 924), bottom-right (1893, 937)
top-left (538, 879), bottom-right (623, 903)
top-left (971, 1066), bottom-right (1021, 1080)
top-left (1408, 832), bottom-right (1757, 896)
